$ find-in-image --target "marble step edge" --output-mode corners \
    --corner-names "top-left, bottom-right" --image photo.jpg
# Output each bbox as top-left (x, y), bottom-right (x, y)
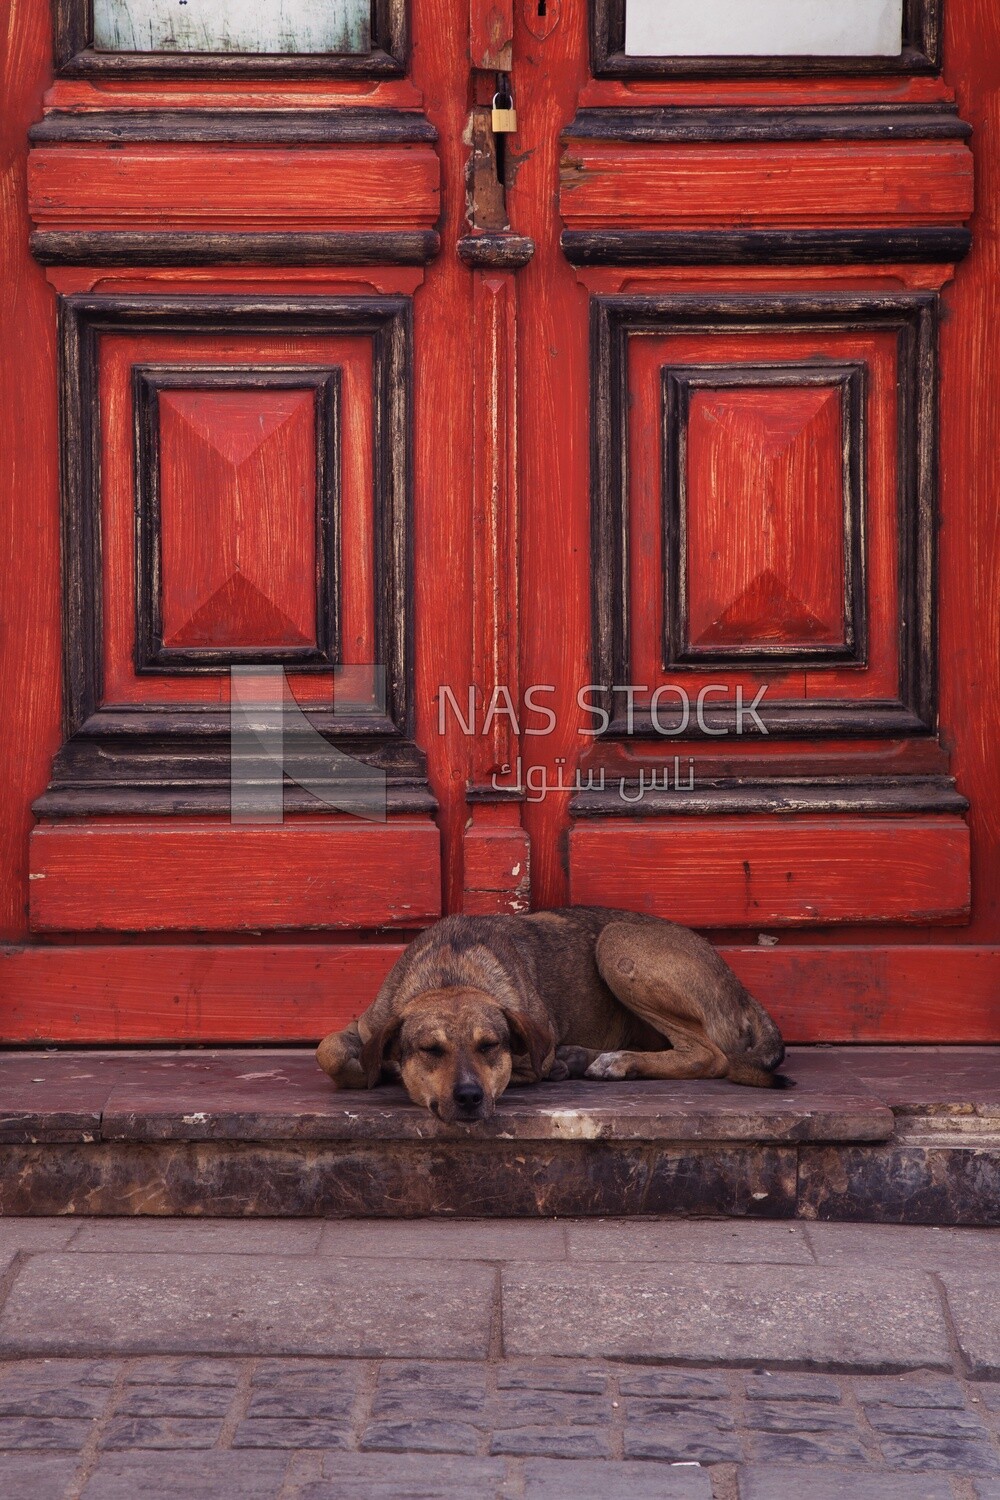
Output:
top-left (1, 1097), bottom-right (896, 1146)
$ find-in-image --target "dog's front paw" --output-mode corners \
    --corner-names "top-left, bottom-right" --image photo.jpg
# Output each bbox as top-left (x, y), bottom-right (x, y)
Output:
top-left (555, 1044), bottom-right (595, 1079)
top-left (585, 1051), bottom-right (633, 1081)
top-left (316, 1032), bottom-right (367, 1089)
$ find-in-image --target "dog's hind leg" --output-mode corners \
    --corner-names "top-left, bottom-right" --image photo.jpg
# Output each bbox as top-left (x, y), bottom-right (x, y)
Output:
top-left (316, 1021), bottom-right (367, 1089)
top-left (593, 921), bottom-right (741, 1083)
top-left (583, 1032), bottom-right (727, 1082)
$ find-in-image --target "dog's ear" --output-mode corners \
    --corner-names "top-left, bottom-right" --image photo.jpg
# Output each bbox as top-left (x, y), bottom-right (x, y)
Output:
top-left (359, 1016), bottom-right (403, 1088)
top-left (503, 1009), bottom-right (554, 1080)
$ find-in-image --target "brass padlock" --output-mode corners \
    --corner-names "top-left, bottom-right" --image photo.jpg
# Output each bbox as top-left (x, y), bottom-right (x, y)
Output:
top-left (492, 91), bottom-right (518, 134)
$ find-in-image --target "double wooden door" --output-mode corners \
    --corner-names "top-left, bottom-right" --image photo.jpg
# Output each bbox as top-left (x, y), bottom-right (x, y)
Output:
top-left (1, 0), bottom-right (997, 1043)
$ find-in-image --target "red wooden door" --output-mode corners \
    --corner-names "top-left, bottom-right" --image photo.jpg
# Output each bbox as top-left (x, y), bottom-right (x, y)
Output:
top-left (1, 0), bottom-right (997, 1043)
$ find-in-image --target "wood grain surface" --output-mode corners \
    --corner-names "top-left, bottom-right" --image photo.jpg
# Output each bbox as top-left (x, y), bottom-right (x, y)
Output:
top-left (0, 0), bottom-right (996, 1042)
top-left (29, 819), bottom-right (442, 932)
top-left (569, 816), bottom-right (971, 926)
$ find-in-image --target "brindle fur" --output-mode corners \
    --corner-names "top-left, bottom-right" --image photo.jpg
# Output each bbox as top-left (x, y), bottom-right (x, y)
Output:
top-left (316, 906), bottom-right (787, 1123)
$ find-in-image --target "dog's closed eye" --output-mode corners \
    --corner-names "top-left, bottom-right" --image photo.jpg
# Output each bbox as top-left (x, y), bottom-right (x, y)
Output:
top-left (419, 1043), bottom-right (446, 1059)
top-left (476, 1039), bottom-right (501, 1054)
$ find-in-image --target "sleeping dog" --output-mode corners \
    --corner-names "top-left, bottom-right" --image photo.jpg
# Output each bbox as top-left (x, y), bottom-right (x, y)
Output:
top-left (316, 907), bottom-right (787, 1124)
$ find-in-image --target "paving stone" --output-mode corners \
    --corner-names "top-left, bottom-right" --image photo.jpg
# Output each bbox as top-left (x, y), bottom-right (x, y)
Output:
top-left (980, 1386), bottom-right (1000, 1412)
top-left (0, 1453), bottom-right (81, 1500)
top-left (746, 1400), bottom-right (857, 1433)
top-left (855, 1375), bottom-right (968, 1408)
top-left (496, 1362), bottom-right (609, 1393)
top-left (750, 1431), bottom-right (869, 1463)
top-left (0, 1358), bottom-right (120, 1386)
top-left (0, 1415), bottom-right (93, 1449)
top-left (246, 1387), bottom-right (356, 1420)
top-left (866, 1404), bottom-right (989, 1437)
top-left (126, 1356), bottom-right (242, 1386)
top-left (361, 1418), bottom-right (481, 1455)
top-left (502, 1265), bottom-right (951, 1369)
top-left (117, 1383), bottom-right (234, 1418)
top-left (623, 1421), bottom-right (741, 1463)
top-left (98, 1416), bottom-right (223, 1449)
top-left (618, 1369), bottom-right (730, 1399)
top-left (306, 1452), bottom-right (507, 1499)
top-left (71, 1219), bottom-right (323, 1254)
top-left (878, 1434), bottom-right (1000, 1472)
top-left (491, 1389), bottom-right (612, 1426)
top-left (319, 1217), bottom-right (567, 1260)
top-left (491, 1425), bottom-right (611, 1459)
top-left (80, 1450), bottom-right (290, 1499)
top-left (0, 1381), bottom-right (110, 1418)
top-left (565, 1219), bottom-right (814, 1264)
top-left (743, 1371), bottom-right (843, 1403)
top-left (805, 1223), bottom-right (1000, 1271)
top-left (0, 1220), bottom-right (80, 1253)
top-left (233, 1417), bottom-right (352, 1448)
top-left (940, 1272), bottom-right (1000, 1378)
top-left (252, 1358), bottom-right (361, 1391)
top-left (523, 1459), bottom-right (712, 1499)
top-left (0, 1253), bottom-right (495, 1358)
top-left (625, 1397), bottom-right (735, 1427)
top-left (973, 1483), bottom-right (1000, 1498)
top-left (739, 1468), bottom-right (955, 1499)
top-left (373, 1363), bottom-right (487, 1417)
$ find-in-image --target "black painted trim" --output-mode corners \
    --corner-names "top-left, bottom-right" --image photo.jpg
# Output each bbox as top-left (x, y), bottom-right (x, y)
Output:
top-left (561, 229), bottom-right (972, 268)
top-left (570, 776), bottom-right (968, 817)
top-left (564, 106), bottom-right (969, 144)
top-left (31, 231), bottom-right (441, 269)
top-left (30, 108), bottom-right (437, 144)
top-left (457, 234), bottom-right (536, 270)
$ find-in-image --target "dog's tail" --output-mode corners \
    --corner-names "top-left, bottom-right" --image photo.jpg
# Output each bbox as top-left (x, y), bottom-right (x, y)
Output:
top-left (726, 1059), bottom-right (796, 1090)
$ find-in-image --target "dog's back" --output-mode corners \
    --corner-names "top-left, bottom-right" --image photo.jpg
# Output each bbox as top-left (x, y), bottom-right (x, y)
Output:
top-left (370, 906), bottom-right (784, 1081)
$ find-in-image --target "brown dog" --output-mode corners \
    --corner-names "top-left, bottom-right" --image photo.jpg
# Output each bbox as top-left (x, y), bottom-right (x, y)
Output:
top-left (316, 907), bottom-right (787, 1123)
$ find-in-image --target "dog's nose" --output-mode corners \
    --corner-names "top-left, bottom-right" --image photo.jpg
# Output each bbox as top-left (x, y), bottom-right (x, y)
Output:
top-left (453, 1081), bottom-right (484, 1112)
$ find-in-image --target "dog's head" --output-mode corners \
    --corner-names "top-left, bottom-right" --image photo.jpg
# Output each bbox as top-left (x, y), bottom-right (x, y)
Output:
top-left (360, 988), bottom-right (551, 1124)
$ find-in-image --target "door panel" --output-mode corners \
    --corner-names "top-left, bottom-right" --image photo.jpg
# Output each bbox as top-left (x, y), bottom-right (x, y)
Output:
top-left (1, 0), bottom-right (998, 1042)
top-left (569, 817), bottom-right (971, 927)
top-left (29, 820), bottom-right (441, 932)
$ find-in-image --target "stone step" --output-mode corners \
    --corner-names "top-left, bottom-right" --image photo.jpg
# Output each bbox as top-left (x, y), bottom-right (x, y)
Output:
top-left (0, 1047), bottom-right (997, 1224)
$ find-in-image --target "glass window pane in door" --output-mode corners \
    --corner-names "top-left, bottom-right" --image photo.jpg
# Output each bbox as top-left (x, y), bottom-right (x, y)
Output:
top-left (625, 0), bottom-right (904, 59)
top-left (93, 0), bottom-right (372, 54)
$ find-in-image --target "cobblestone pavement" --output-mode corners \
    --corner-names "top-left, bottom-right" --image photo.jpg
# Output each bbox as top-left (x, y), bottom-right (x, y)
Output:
top-left (0, 1217), bottom-right (997, 1498)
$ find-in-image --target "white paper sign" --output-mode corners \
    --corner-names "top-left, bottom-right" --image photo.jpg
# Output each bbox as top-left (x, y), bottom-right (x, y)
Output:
top-left (625, 0), bottom-right (904, 58)
top-left (94, 0), bottom-right (371, 53)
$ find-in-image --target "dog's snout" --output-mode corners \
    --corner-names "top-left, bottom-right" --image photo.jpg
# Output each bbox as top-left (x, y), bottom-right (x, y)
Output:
top-left (453, 1081), bottom-right (484, 1111)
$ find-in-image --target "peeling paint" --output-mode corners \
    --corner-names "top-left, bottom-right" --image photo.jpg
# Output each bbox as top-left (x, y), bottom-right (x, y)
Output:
top-left (539, 1108), bottom-right (605, 1140)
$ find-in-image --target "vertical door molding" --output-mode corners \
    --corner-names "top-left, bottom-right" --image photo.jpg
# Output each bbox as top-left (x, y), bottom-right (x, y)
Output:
top-left (457, 234), bottom-right (535, 912)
